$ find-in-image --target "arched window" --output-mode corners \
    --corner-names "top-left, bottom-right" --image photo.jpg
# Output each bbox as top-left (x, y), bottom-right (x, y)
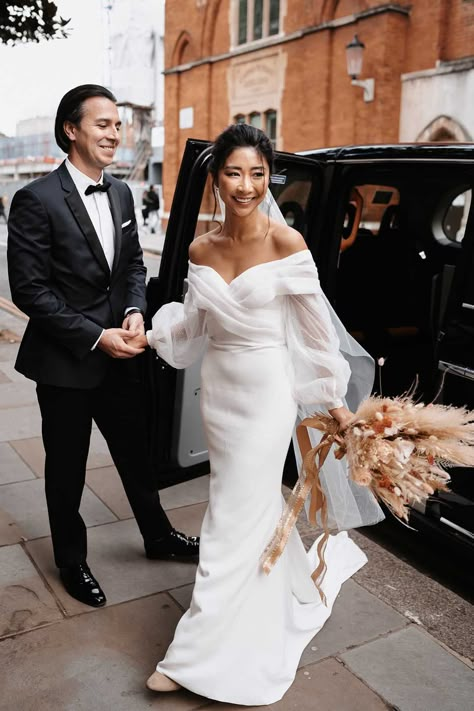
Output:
top-left (248, 112), bottom-right (262, 128)
top-left (232, 111), bottom-right (277, 147)
top-left (236, 0), bottom-right (281, 45)
top-left (238, 0), bottom-right (248, 45)
top-left (265, 109), bottom-right (277, 145)
top-left (269, 0), bottom-right (280, 35)
top-left (417, 116), bottom-right (471, 143)
top-left (254, 0), bottom-right (263, 40)
top-left (431, 128), bottom-right (457, 142)
top-left (172, 31), bottom-right (195, 66)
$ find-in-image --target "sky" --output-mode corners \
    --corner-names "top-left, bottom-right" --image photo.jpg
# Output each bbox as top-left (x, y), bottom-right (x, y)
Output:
top-left (0, 0), bottom-right (107, 136)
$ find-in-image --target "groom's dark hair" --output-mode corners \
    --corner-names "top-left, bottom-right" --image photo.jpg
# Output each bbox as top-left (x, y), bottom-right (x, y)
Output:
top-left (208, 123), bottom-right (275, 180)
top-left (55, 84), bottom-right (117, 153)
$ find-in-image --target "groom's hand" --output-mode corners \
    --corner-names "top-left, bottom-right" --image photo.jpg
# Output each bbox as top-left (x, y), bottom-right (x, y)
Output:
top-left (97, 328), bottom-right (145, 358)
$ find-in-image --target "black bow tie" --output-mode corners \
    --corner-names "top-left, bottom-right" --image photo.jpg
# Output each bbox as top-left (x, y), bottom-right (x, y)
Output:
top-left (85, 182), bottom-right (111, 196)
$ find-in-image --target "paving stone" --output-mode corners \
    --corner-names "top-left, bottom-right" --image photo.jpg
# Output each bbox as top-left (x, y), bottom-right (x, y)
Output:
top-left (351, 528), bottom-right (474, 662)
top-left (9, 437), bottom-right (45, 477)
top-left (169, 583), bottom-right (194, 611)
top-left (86, 468), bottom-right (210, 520)
top-left (210, 658), bottom-right (388, 710)
top-left (0, 380), bottom-right (37, 409)
top-left (160, 474), bottom-right (210, 511)
top-left (273, 657), bottom-right (388, 710)
top-left (0, 593), bottom-right (209, 711)
top-left (0, 361), bottom-right (26, 384)
top-left (26, 506), bottom-right (206, 614)
top-left (0, 404), bottom-right (42, 442)
top-left (0, 479), bottom-right (117, 540)
top-left (0, 340), bottom-right (20, 362)
top-left (0, 316), bottom-right (25, 341)
top-left (0, 442), bottom-right (36, 484)
top-left (0, 369), bottom-right (10, 384)
top-left (10, 432), bottom-right (116, 477)
top-left (85, 465), bottom-right (134, 519)
top-left (0, 544), bottom-right (62, 638)
top-left (167, 500), bottom-right (207, 538)
top-left (0, 509), bottom-right (23, 545)
top-left (86, 428), bottom-right (114, 469)
top-left (342, 625), bottom-right (474, 711)
top-left (299, 579), bottom-right (407, 666)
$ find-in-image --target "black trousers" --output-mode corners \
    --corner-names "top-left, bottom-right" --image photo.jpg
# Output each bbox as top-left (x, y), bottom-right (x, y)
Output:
top-left (36, 362), bottom-right (172, 568)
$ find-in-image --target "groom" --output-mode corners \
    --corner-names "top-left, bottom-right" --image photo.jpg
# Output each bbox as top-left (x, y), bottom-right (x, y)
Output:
top-left (7, 84), bottom-right (199, 608)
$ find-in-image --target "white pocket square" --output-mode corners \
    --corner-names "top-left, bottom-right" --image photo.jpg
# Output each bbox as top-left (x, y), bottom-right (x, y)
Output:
top-left (121, 219), bottom-right (132, 228)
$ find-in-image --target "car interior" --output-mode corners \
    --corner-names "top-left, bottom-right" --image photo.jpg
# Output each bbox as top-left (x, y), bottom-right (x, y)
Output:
top-left (334, 169), bottom-right (471, 403)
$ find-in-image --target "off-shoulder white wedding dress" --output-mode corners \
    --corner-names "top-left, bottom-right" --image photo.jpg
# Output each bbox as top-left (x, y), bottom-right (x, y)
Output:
top-left (147, 249), bottom-right (380, 705)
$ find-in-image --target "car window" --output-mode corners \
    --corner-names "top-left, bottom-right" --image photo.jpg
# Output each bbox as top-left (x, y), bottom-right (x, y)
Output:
top-left (434, 188), bottom-right (472, 244)
top-left (270, 165), bottom-right (314, 236)
top-left (340, 183), bottom-right (400, 252)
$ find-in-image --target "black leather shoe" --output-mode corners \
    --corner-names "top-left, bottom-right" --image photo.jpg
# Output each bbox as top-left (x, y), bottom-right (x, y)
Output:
top-left (145, 529), bottom-right (200, 560)
top-left (59, 563), bottom-right (107, 607)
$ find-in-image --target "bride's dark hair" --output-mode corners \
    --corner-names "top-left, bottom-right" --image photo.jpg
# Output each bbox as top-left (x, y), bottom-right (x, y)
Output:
top-left (208, 124), bottom-right (275, 230)
top-left (208, 123), bottom-right (275, 179)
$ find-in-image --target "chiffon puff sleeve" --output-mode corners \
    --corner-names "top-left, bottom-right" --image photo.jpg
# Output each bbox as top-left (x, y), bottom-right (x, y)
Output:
top-left (280, 252), bottom-right (385, 531)
top-left (279, 251), bottom-right (374, 414)
top-left (146, 280), bottom-right (208, 369)
top-left (285, 292), bottom-right (350, 411)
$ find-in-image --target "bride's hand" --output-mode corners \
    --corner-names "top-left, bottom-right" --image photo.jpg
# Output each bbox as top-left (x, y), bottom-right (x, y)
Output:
top-left (328, 406), bottom-right (354, 432)
top-left (126, 333), bottom-right (149, 349)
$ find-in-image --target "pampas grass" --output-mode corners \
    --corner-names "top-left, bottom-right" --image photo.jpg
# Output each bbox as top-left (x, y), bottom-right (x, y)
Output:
top-left (327, 396), bottom-right (474, 520)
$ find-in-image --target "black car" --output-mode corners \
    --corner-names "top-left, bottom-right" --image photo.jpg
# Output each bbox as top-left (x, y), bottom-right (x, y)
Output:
top-left (145, 140), bottom-right (474, 556)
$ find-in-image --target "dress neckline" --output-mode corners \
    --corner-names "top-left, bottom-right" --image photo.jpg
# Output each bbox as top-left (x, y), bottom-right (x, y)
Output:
top-left (189, 249), bottom-right (311, 286)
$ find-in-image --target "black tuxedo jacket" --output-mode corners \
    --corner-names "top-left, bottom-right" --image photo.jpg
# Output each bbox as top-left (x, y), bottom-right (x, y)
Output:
top-left (7, 161), bottom-right (147, 388)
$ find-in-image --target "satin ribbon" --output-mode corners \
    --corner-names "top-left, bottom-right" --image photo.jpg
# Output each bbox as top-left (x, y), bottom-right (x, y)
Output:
top-left (261, 415), bottom-right (346, 604)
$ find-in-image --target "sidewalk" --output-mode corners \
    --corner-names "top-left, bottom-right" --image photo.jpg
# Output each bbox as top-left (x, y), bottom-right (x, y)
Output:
top-left (0, 310), bottom-right (473, 710)
top-left (138, 224), bottom-right (165, 256)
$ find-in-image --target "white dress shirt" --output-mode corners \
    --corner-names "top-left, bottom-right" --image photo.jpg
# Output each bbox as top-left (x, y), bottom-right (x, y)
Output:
top-left (65, 158), bottom-right (115, 270)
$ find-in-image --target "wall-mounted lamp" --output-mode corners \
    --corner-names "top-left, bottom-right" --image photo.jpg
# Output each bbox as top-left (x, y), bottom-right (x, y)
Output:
top-left (345, 34), bottom-right (375, 103)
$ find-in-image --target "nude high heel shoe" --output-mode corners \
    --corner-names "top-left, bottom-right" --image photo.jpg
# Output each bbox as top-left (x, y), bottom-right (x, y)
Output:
top-left (146, 670), bottom-right (181, 692)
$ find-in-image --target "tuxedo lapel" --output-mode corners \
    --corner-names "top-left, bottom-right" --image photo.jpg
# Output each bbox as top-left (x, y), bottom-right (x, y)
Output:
top-left (107, 182), bottom-right (122, 274)
top-left (57, 162), bottom-right (110, 276)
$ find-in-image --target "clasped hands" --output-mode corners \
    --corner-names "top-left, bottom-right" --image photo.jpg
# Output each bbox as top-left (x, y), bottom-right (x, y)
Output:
top-left (97, 312), bottom-right (149, 359)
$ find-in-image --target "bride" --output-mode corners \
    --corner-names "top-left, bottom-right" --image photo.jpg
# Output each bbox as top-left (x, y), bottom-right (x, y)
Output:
top-left (131, 123), bottom-right (383, 705)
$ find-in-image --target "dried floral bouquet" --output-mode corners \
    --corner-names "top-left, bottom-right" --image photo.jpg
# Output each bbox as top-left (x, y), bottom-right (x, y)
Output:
top-left (262, 396), bottom-right (474, 591)
top-left (329, 395), bottom-right (474, 520)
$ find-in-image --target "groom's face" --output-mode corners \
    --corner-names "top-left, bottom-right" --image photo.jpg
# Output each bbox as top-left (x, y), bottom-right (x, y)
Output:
top-left (65, 96), bottom-right (121, 178)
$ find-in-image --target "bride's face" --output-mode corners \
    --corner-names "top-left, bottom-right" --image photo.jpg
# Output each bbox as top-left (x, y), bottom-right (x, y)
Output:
top-left (216, 146), bottom-right (270, 216)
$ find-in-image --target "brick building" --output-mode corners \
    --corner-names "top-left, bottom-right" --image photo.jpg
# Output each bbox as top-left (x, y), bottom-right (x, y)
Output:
top-left (162, 0), bottom-right (474, 217)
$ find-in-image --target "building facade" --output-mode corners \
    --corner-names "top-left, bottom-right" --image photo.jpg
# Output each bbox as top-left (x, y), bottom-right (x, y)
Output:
top-left (0, 0), bottom-right (166, 192)
top-left (162, 0), bottom-right (474, 217)
top-left (108, 0), bottom-right (166, 183)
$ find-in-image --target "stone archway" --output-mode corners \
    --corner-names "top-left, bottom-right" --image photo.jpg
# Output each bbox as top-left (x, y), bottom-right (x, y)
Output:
top-left (417, 115), bottom-right (471, 142)
top-left (171, 30), bottom-right (196, 66)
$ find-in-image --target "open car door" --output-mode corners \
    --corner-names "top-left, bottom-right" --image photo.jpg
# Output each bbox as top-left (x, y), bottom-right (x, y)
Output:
top-left (432, 196), bottom-right (474, 546)
top-left (145, 139), bottom-right (325, 487)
